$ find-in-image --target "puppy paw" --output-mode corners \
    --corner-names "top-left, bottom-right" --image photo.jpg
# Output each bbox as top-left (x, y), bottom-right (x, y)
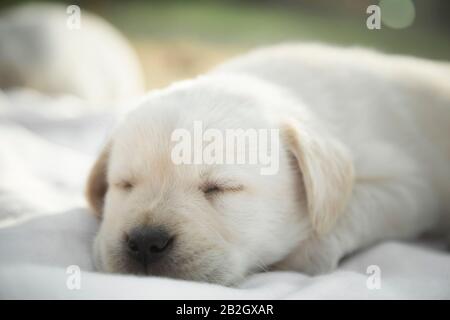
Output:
top-left (272, 237), bottom-right (341, 276)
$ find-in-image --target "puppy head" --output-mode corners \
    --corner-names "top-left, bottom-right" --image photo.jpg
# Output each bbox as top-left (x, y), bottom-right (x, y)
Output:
top-left (86, 76), bottom-right (353, 284)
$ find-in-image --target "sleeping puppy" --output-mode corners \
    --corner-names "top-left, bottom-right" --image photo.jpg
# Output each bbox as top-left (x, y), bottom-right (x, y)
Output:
top-left (86, 44), bottom-right (450, 285)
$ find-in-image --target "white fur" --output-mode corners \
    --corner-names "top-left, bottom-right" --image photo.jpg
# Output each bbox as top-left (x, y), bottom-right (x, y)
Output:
top-left (88, 43), bottom-right (450, 284)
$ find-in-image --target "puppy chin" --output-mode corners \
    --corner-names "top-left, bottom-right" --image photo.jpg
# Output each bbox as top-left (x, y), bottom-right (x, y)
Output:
top-left (92, 234), bottom-right (119, 274)
top-left (92, 235), bottom-right (105, 272)
top-left (95, 238), bottom-right (245, 285)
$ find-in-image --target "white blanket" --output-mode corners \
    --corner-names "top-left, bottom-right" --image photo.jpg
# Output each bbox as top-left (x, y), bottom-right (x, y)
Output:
top-left (1, 89), bottom-right (449, 299)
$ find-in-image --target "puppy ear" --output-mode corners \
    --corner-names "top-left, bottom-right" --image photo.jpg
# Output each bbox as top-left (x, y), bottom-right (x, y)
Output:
top-left (86, 144), bottom-right (110, 218)
top-left (282, 119), bottom-right (354, 235)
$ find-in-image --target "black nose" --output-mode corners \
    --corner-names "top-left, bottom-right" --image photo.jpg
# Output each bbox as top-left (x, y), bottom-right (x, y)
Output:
top-left (125, 226), bottom-right (173, 266)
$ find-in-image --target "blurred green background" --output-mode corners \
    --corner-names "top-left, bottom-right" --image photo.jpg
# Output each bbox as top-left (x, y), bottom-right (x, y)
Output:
top-left (1, 0), bottom-right (449, 89)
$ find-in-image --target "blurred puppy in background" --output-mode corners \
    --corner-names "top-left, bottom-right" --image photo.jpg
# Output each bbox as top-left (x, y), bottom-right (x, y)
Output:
top-left (0, 3), bottom-right (144, 105)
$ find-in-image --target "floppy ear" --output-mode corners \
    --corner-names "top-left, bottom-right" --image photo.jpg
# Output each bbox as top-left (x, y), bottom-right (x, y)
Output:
top-left (282, 119), bottom-right (354, 235)
top-left (86, 144), bottom-right (110, 218)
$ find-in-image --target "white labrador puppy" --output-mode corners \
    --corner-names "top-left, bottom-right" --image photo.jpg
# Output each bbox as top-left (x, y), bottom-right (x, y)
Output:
top-left (87, 44), bottom-right (450, 285)
top-left (0, 3), bottom-right (144, 105)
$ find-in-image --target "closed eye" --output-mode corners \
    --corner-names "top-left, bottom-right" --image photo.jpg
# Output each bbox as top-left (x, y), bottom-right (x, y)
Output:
top-left (203, 184), bottom-right (222, 195)
top-left (201, 182), bottom-right (244, 196)
top-left (115, 180), bottom-right (134, 191)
